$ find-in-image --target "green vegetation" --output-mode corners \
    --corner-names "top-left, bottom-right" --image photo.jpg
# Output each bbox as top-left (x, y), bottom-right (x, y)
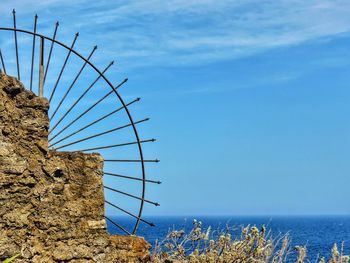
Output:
top-left (151, 220), bottom-right (349, 263)
top-left (2, 254), bottom-right (20, 263)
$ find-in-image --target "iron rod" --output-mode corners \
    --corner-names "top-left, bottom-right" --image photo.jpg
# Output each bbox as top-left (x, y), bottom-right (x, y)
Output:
top-left (53, 118), bottom-right (148, 150)
top-left (51, 89), bottom-right (113, 138)
top-left (48, 61), bottom-right (114, 135)
top-left (104, 172), bottom-right (161, 184)
top-left (74, 139), bottom-right (155, 152)
top-left (105, 200), bottom-right (155, 226)
top-left (49, 78), bottom-right (127, 139)
top-left (104, 186), bottom-right (160, 206)
top-left (105, 159), bottom-right (159, 163)
top-left (49, 98), bottom-right (140, 147)
top-left (50, 45), bottom-right (97, 120)
top-left (0, 27), bottom-right (148, 235)
top-left (43, 21), bottom-right (59, 85)
top-left (48, 32), bottom-right (79, 103)
top-left (13, 9), bottom-right (20, 80)
top-left (30, 14), bottom-right (38, 91)
top-left (0, 49), bottom-right (6, 74)
top-left (105, 216), bottom-right (130, 235)
top-left (38, 37), bottom-right (45, 97)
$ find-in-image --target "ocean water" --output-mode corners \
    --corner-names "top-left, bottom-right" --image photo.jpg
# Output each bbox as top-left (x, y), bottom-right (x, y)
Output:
top-left (107, 215), bottom-right (350, 261)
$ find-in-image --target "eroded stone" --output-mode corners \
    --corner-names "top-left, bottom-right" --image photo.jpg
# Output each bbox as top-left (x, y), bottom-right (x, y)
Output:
top-left (0, 74), bottom-right (150, 262)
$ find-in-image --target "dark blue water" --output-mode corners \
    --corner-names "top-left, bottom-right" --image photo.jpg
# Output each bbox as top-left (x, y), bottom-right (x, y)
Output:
top-left (107, 215), bottom-right (350, 261)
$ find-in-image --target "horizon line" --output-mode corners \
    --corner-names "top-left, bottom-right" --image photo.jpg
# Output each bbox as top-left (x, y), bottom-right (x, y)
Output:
top-left (106, 214), bottom-right (350, 217)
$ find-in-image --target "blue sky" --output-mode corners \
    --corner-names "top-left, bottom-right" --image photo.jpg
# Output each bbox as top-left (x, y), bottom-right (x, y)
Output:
top-left (1, 1), bottom-right (350, 216)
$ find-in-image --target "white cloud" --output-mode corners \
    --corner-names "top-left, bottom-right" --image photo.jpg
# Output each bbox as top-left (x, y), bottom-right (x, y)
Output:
top-left (2, 0), bottom-right (350, 69)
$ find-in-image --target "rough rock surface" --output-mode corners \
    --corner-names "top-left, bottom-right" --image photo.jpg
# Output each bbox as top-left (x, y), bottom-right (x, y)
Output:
top-left (0, 74), bottom-right (150, 262)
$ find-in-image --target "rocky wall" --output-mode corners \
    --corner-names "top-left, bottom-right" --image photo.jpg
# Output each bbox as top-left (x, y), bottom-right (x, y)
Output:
top-left (0, 74), bottom-right (150, 262)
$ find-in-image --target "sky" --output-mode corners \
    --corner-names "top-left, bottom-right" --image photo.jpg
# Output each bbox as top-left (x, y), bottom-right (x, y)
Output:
top-left (1, 0), bottom-right (350, 218)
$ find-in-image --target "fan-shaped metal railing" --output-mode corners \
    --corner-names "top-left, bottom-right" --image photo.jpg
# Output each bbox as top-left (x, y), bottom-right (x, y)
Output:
top-left (0, 10), bottom-right (160, 235)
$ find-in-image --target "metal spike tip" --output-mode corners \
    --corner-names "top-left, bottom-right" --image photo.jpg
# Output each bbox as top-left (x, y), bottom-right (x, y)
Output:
top-left (137, 97), bottom-right (141, 101)
top-left (155, 159), bottom-right (160, 163)
top-left (56, 21), bottom-right (59, 26)
top-left (124, 78), bottom-right (128, 82)
top-left (94, 45), bottom-right (98, 49)
top-left (151, 138), bottom-right (157, 142)
top-left (150, 223), bottom-right (156, 227)
top-left (35, 14), bottom-right (38, 18)
top-left (76, 32), bottom-right (79, 36)
top-left (145, 118), bottom-right (150, 121)
top-left (12, 9), bottom-right (16, 14)
top-left (155, 203), bottom-right (160, 206)
top-left (157, 181), bottom-right (162, 184)
top-left (111, 60), bottom-right (115, 65)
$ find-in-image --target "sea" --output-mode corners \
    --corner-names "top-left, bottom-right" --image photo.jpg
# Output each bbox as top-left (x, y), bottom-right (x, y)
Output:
top-left (107, 215), bottom-right (350, 262)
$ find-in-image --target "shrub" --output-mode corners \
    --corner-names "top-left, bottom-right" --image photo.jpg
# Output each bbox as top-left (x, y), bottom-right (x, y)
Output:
top-left (151, 219), bottom-right (349, 263)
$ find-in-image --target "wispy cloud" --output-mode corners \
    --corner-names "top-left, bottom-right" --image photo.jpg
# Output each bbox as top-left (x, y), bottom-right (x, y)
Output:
top-left (2, 0), bottom-right (350, 69)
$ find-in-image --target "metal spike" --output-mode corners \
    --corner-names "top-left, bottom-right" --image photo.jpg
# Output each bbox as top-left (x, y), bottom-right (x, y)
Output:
top-left (105, 159), bottom-right (160, 163)
top-left (104, 186), bottom-right (160, 206)
top-left (104, 171), bottom-right (161, 184)
top-left (48, 61), bottom-right (114, 135)
top-left (50, 46), bottom-right (98, 120)
top-left (48, 32), bottom-right (79, 102)
top-left (13, 9), bottom-right (20, 80)
top-left (30, 14), bottom-right (38, 91)
top-left (49, 97), bottom-right (140, 147)
top-left (105, 200), bottom-right (155, 227)
top-left (49, 78), bottom-right (127, 138)
top-left (0, 49), bottom-right (6, 74)
top-left (105, 216), bottom-right (131, 235)
top-left (38, 37), bottom-right (45, 97)
top-left (43, 21), bottom-right (59, 85)
top-left (74, 139), bottom-right (155, 152)
top-left (53, 118), bottom-right (149, 150)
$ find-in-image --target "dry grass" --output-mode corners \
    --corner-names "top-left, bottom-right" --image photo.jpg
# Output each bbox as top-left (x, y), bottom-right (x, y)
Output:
top-left (151, 219), bottom-right (349, 263)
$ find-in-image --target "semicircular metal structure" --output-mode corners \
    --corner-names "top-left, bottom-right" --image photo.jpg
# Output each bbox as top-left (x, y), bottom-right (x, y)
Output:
top-left (0, 10), bottom-right (160, 235)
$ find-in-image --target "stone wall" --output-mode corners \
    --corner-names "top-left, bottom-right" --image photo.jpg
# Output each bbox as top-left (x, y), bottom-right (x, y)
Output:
top-left (0, 74), bottom-right (150, 262)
